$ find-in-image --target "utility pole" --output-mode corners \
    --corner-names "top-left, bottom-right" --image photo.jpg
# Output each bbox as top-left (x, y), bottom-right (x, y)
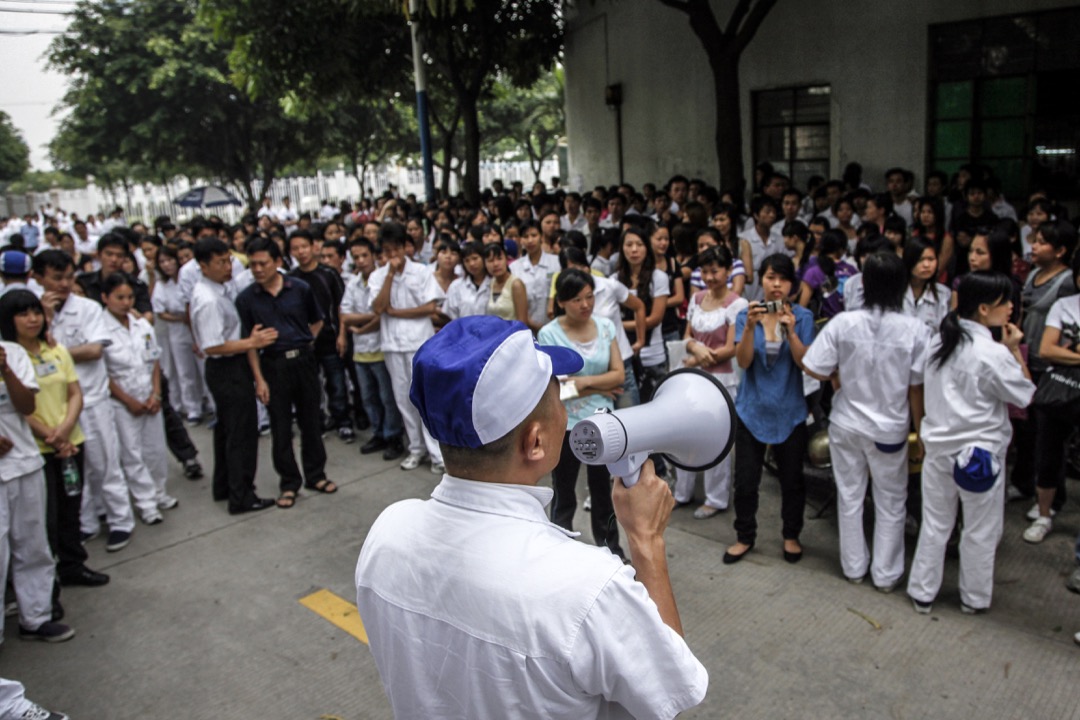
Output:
top-left (409, 0), bottom-right (436, 202)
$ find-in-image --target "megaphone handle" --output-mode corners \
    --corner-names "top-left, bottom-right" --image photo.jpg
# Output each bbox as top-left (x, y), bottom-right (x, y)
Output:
top-left (608, 452), bottom-right (649, 488)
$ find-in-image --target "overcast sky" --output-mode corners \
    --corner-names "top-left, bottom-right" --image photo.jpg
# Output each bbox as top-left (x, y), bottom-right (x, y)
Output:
top-left (0, 6), bottom-right (73, 172)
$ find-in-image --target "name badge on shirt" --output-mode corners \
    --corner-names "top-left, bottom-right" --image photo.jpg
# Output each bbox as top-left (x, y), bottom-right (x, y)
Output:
top-left (0, 381), bottom-right (9, 408)
top-left (143, 333), bottom-right (162, 363)
top-left (35, 361), bottom-right (58, 378)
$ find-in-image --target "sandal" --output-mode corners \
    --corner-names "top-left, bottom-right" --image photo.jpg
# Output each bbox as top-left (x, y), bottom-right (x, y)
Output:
top-left (276, 491), bottom-right (297, 509)
top-left (308, 479), bottom-right (338, 494)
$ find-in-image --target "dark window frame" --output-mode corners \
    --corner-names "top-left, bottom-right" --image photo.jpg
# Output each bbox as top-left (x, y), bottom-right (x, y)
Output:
top-left (752, 84), bottom-right (831, 190)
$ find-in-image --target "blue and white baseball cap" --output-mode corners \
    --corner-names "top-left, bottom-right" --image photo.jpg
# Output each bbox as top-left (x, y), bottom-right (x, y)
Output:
top-left (411, 316), bottom-right (583, 449)
top-left (0, 251), bottom-right (31, 275)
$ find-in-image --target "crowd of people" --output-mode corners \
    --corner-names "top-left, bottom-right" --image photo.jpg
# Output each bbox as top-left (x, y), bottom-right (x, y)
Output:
top-left (0, 160), bottom-right (1078, 714)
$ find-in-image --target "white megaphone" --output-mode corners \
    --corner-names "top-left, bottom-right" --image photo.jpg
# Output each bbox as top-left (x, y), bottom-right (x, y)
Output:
top-left (569, 368), bottom-right (736, 486)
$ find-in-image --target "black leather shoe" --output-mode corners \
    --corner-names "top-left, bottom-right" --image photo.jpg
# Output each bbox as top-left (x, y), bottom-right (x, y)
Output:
top-left (361, 437), bottom-right (389, 455)
top-left (382, 440), bottom-right (405, 461)
top-left (228, 497), bottom-right (276, 515)
top-left (59, 567), bottom-right (110, 587)
top-left (722, 543), bottom-right (754, 565)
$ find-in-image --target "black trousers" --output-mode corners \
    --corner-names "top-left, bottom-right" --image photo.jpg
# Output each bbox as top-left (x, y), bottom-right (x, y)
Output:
top-left (1009, 368), bottom-right (1041, 499)
top-left (160, 375), bottom-right (198, 463)
top-left (551, 432), bottom-right (624, 557)
top-left (205, 355), bottom-right (260, 510)
top-left (1035, 405), bottom-right (1077, 506)
top-left (733, 422), bottom-right (808, 545)
top-left (42, 450), bottom-right (88, 578)
top-left (262, 350), bottom-right (327, 493)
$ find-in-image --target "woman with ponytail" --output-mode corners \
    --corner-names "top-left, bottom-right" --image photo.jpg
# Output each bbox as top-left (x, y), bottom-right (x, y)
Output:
top-left (907, 272), bottom-right (1035, 615)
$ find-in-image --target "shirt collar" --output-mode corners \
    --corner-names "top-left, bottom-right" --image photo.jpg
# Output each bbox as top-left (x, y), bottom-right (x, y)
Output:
top-left (431, 474), bottom-right (578, 537)
top-left (959, 317), bottom-right (992, 339)
top-left (197, 275), bottom-right (227, 296)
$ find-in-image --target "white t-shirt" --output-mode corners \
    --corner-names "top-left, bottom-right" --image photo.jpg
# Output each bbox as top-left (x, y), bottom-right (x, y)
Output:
top-left (368, 259), bottom-right (443, 353)
top-left (1045, 294), bottom-right (1080, 350)
top-left (510, 252), bottom-right (561, 328)
top-left (0, 341), bottom-right (44, 481)
top-left (629, 269), bottom-right (671, 367)
top-left (592, 275), bottom-right (632, 361)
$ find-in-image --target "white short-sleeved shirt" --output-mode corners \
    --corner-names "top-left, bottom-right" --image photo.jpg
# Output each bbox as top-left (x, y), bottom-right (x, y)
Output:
top-left (444, 275), bottom-right (492, 320)
top-left (589, 275), bottom-right (634, 361)
top-left (843, 273), bottom-right (865, 311)
top-left (339, 273), bottom-right (380, 355)
top-left (178, 256), bottom-right (244, 305)
top-left (903, 284), bottom-right (952, 333)
top-left (356, 475), bottom-right (708, 720)
top-left (368, 258), bottom-right (443, 353)
top-left (190, 276), bottom-right (241, 353)
top-left (921, 320), bottom-right (1035, 452)
top-left (802, 309), bottom-right (931, 444)
top-left (630, 269), bottom-right (671, 368)
top-left (1045, 295), bottom-right (1080, 350)
top-left (151, 278), bottom-right (185, 315)
top-left (102, 312), bottom-right (161, 400)
top-left (686, 291), bottom-right (748, 383)
top-left (49, 294), bottom-right (113, 405)
top-left (510, 251), bottom-right (561, 327)
top-left (0, 341), bottom-right (44, 481)
top-left (740, 228), bottom-right (791, 302)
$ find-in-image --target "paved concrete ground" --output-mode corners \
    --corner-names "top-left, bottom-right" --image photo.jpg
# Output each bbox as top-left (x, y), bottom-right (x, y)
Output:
top-left (3, 424), bottom-right (1079, 719)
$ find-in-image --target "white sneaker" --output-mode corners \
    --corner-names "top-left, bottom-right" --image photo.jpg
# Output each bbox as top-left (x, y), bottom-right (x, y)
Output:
top-left (911, 596), bottom-right (933, 614)
top-left (158, 494), bottom-right (179, 510)
top-left (430, 461), bottom-right (445, 475)
top-left (18, 701), bottom-right (68, 720)
top-left (399, 453), bottom-right (426, 471)
top-left (1022, 516), bottom-right (1052, 544)
top-left (1026, 503), bottom-right (1057, 521)
top-left (141, 511), bottom-right (164, 526)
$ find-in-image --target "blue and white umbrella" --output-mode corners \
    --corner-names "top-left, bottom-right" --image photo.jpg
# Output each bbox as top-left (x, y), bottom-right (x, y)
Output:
top-left (173, 185), bottom-right (242, 208)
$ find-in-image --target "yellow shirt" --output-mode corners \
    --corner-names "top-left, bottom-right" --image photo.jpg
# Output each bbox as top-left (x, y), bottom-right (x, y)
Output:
top-left (548, 268), bottom-right (607, 298)
top-left (27, 343), bottom-right (85, 453)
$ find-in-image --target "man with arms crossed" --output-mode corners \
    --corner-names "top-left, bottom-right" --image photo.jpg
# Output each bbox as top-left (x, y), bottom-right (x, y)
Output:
top-left (356, 316), bottom-right (707, 719)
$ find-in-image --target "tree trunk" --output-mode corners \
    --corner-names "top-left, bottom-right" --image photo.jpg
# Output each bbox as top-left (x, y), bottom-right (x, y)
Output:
top-left (438, 132), bottom-right (455, 200)
top-left (460, 92), bottom-right (481, 205)
top-left (711, 54), bottom-right (745, 198)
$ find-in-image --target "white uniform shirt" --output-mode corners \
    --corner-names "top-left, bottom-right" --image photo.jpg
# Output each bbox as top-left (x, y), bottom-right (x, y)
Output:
top-left (49, 294), bottom-right (113, 405)
top-left (443, 275), bottom-right (492, 320)
top-left (190, 276), bottom-right (241, 353)
top-left (920, 320), bottom-right (1035, 451)
top-left (843, 273), bottom-right (865, 311)
top-left (739, 227), bottom-right (790, 302)
top-left (592, 275), bottom-right (634, 361)
top-left (802, 309), bottom-right (931, 444)
top-left (356, 475), bottom-right (708, 720)
top-left (903, 284), bottom-right (952, 333)
top-left (510, 252), bottom-right (561, 328)
top-left (178, 256), bottom-right (244, 305)
top-left (0, 342), bottom-right (44, 481)
top-left (561, 214), bottom-right (587, 233)
top-left (151, 278), bottom-right (185, 315)
top-left (367, 258), bottom-right (443, 353)
top-left (339, 273), bottom-right (380, 355)
top-left (102, 312), bottom-right (161, 400)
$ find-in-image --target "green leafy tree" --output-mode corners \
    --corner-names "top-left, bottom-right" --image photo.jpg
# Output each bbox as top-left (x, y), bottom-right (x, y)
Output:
top-left (0, 111), bottom-right (31, 185)
top-left (481, 68), bottom-right (565, 183)
top-left (411, 0), bottom-right (563, 204)
top-left (652, 0), bottom-right (778, 195)
top-left (48, 0), bottom-right (320, 208)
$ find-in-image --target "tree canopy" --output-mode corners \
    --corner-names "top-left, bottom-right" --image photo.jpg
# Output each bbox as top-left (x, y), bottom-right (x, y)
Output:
top-left (0, 110), bottom-right (31, 185)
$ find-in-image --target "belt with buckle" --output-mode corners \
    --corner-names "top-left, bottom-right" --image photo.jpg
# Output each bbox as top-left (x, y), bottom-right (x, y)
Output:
top-left (284, 348), bottom-right (301, 360)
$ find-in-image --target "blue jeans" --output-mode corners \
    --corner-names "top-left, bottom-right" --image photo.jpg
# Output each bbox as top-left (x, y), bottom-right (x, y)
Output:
top-left (317, 353), bottom-right (352, 430)
top-left (355, 360), bottom-right (402, 441)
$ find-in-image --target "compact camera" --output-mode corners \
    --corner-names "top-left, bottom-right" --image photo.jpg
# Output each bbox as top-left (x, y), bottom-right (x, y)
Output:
top-left (761, 300), bottom-right (784, 313)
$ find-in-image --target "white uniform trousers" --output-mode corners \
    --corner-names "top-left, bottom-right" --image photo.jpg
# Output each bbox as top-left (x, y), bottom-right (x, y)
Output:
top-left (0, 469), bottom-right (55, 635)
top-left (161, 321), bottom-right (205, 419)
top-left (384, 350), bottom-right (442, 463)
top-left (110, 400), bottom-right (169, 519)
top-left (907, 447), bottom-right (1005, 610)
top-left (674, 382), bottom-right (736, 508)
top-left (78, 402), bottom-right (136, 534)
top-left (829, 424), bottom-right (909, 587)
top-left (0, 678), bottom-right (34, 719)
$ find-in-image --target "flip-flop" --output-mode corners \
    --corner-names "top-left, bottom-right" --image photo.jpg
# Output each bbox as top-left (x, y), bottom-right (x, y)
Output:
top-left (308, 479), bottom-right (337, 494)
top-left (277, 491), bottom-right (297, 509)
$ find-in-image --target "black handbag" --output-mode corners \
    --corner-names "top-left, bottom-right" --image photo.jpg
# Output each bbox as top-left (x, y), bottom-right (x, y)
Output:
top-left (1032, 365), bottom-right (1080, 412)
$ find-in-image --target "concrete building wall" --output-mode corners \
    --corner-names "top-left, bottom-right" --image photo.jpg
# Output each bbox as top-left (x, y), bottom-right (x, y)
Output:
top-left (563, 0), bottom-right (1077, 193)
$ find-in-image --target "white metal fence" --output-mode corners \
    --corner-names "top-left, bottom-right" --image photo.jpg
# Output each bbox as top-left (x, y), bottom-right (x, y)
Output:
top-left (3, 158), bottom-right (560, 225)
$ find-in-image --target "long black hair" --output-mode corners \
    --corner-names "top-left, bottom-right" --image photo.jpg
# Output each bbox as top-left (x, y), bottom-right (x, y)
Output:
top-left (903, 236), bottom-right (941, 302)
top-left (616, 226), bottom-right (657, 310)
top-left (931, 271), bottom-right (1014, 367)
top-left (817, 228), bottom-right (846, 282)
top-left (978, 224), bottom-right (1014, 276)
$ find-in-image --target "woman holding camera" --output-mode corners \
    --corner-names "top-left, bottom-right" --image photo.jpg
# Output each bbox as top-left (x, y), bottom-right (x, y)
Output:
top-left (725, 254), bottom-right (815, 564)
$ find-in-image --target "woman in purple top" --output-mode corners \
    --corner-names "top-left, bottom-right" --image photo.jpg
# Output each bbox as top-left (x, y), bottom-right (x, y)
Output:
top-left (798, 229), bottom-right (857, 321)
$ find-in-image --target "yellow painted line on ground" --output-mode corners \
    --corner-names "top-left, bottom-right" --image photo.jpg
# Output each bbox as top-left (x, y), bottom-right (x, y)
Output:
top-left (300, 588), bottom-right (368, 644)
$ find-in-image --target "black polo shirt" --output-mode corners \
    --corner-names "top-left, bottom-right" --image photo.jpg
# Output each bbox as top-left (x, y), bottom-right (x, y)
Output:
top-left (235, 275), bottom-right (323, 354)
top-left (77, 270), bottom-right (152, 314)
top-left (290, 263), bottom-right (345, 357)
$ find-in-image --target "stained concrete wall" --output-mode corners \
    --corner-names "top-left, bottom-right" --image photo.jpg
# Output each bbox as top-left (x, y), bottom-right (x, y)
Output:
top-left (563, 0), bottom-right (1078, 193)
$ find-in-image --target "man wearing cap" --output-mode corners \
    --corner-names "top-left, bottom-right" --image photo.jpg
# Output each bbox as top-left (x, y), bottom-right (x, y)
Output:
top-left (0, 251), bottom-right (43, 299)
top-left (355, 316), bottom-right (707, 719)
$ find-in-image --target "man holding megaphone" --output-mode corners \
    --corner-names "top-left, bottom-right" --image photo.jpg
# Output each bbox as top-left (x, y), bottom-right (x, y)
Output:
top-left (355, 316), bottom-right (707, 719)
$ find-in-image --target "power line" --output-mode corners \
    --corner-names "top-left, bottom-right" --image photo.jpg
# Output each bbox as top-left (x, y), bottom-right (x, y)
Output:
top-left (0, 7), bottom-right (71, 14)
